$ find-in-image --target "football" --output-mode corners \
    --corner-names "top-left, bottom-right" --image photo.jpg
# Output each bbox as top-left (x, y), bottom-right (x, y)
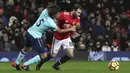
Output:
top-left (108, 60), bottom-right (119, 71)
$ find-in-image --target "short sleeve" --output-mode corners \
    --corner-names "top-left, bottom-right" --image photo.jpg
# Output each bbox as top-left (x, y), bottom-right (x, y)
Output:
top-left (48, 19), bottom-right (58, 31)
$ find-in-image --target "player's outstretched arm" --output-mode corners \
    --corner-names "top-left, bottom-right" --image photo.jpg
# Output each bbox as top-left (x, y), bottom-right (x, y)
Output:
top-left (56, 26), bottom-right (76, 33)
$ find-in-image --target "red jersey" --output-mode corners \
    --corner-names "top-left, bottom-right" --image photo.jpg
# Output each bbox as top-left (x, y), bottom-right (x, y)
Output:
top-left (54, 12), bottom-right (80, 40)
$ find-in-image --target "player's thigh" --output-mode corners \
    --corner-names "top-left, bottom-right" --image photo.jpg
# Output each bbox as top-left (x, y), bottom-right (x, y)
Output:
top-left (51, 38), bottom-right (62, 57)
top-left (62, 37), bottom-right (74, 49)
top-left (25, 32), bottom-right (47, 56)
top-left (32, 38), bottom-right (47, 56)
top-left (62, 38), bottom-right (74, 57)
top-left (24, 32), bottom-right (34, 52)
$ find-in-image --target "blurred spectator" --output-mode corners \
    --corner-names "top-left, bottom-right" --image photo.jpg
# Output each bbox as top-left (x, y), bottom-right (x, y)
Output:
top-left (0, 30), bottom-right (4, 51)
top-left (3, 32), bottom-right (10, 51)
top-left (57, 0), bottom-right (72, 11)
top-left (80, 9), bottom-right (88, 31)
top-left (92, 20), bottom-right (105, 40)
top-left (120, 28), bottom-right (128, 51)
top-left (86, 33), bottom-right (94, 51)
top-left (0, 0), bottom-right (4, 8)
top-left (8, 16), bottom-right (19, 27)
top-left (93, 41), bottom-right (102, 51)
top-left (102, 42), bottom-right (111, 51)
top-left (104, 26), bottom-right (112, 43)
top-left (111, 41), bottom-right (119, 51)
top-left (0, 18), bottom-right (4, 29)
top-left (96, 34), bottom-right (105, 45)
top-left (127, 25), bottom-right (130, 41)
top-left (126, 41), bottom-right (130, 51)
top-left (77, 37), bottom-right (86, 51)
top-left (0, 8), bottom-right (8, 25)
top-left (86, 0), bottom-right (96, 13)
top-left (112, 26), bottom-right (121, 40)
top-left (87, 40), bottom-right (94, 51)
top-left (37, 7), bottom-right (44, 16)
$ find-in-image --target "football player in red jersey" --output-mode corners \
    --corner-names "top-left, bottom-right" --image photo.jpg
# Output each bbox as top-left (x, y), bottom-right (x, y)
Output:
top-left (36, 4), bottom-right (83, 70)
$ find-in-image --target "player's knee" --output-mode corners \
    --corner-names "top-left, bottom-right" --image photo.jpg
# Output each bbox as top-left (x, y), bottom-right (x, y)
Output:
top-left (40, 53), bottom-right (47, 59)
top-left (66, 49), bottom-right (74, 58)
top-left (51, 53), bottom-right (57, 58)
top-left (67, 54), bottom-right (74, 58)
top-left (22, 48), bottom-right (28, 52)
top-left (67, 52), bottom-right (74, 58)
top-left (23, 46), bottom-right (32, 52)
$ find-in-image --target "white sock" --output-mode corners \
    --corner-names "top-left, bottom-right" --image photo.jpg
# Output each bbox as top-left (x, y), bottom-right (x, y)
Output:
top-left (24, 55), bottom-right (41, 66)
top-left (15, 50), bottom-right (27, 65)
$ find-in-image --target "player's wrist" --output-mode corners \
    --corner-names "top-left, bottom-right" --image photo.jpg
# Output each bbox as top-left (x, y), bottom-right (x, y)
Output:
top-left (67, 28), bottom-right (72, 31)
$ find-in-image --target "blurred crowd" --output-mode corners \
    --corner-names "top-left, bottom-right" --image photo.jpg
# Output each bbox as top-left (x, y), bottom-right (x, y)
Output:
top-left (0, 0), bottom-right (130, 52)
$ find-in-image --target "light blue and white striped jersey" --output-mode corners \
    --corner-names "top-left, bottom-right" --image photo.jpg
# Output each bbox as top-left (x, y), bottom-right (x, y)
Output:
top-left (27, 9), bottom-right (57, 38)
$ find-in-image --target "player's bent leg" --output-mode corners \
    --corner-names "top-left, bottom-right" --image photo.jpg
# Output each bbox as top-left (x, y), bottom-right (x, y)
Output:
top-left (21, 55), bottom-right (41, 71)
top-left (53, 37), bottom-right (74, 70)
top-left (51, 38), bottom-right (62, 57)
top-left (13, 31), bottom-right (33, 71)
top-left (51, 52), bottom-right (62, 70)
top-left (51, 52), bottom-right (57, 58)
top-left (21, 53), bottom-right (47, 71)
top-left (12, 47), bottom-right (31, 71)
top-left (36, 38), bottom-right (62, 70)
top-left (34, 38), bottom-right (51, 71)
top-left (36, 53), bottom-right (52, 70)
top-left (66, 48), bottom-right (74, 58)
top-left (52, 48), bottom-right (74, 70)
top-left (36, 50), bottom-right (58, 70)
top-left (52, 54), bottom-right (72, 70)
top-left (12, 62), bottom-right (21, 71)
top-left (36, 48), bottom-right (59, 71)
top-left (36, 53), bottom-right (48, 70)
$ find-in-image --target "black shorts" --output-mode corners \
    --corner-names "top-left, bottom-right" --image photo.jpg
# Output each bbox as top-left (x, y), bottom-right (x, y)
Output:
top-left (25, 32), bottom-right (47, 54)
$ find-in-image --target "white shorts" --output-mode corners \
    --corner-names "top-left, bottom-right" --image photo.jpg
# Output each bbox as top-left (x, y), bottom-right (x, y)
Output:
top-left (51, 37), bottom-right (74, 54)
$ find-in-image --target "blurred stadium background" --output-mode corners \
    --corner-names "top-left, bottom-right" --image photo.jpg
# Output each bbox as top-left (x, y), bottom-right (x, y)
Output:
top-left (0, 0), bottom-right (130, 73)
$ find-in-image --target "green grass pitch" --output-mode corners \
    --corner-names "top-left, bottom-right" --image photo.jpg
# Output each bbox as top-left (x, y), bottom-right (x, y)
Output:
top-left (0, 61), bottom-right (129, 73)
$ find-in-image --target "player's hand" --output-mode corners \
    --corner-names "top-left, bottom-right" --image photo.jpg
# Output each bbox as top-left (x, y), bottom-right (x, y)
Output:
top-left (70, 26), bottom-right (76, 31)
top-left (74, 32), bottom-right (80, 37)
top-left (71, 32), bottom-right (80, 39)
top-left (63, 24), bottom-right (71, 28)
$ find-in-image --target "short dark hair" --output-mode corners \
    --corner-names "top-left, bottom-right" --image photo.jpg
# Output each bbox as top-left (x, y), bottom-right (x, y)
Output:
top-left (71, 4), bottom-right (83, 11)
top-left (46, 3), bottom-right (61, 18)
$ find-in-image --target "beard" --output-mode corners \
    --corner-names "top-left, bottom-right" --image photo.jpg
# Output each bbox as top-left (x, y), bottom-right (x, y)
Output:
top-left (72, 13), bottom-right (77, 18)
